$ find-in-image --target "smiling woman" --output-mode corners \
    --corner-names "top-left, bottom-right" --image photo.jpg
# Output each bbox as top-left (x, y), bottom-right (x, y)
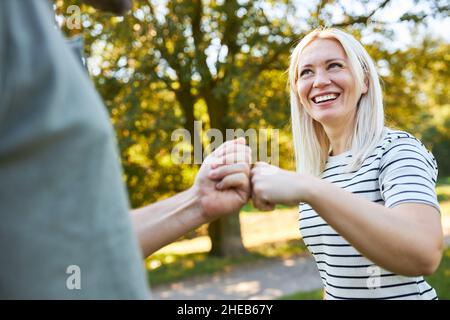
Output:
top-left (289, 29), bottom-right (384, 176)
top-left (296, 39), bottom-right (366, 134)
top-left (249, 28), bottom-right (443, 300)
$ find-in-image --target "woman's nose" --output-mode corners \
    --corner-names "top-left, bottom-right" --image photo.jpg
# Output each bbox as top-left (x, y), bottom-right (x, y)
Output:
top-left (313, 70), bottom-right (331, 88)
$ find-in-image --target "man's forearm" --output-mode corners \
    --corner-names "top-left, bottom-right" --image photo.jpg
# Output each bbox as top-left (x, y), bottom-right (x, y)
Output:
top-left (130, 186), bottom-right (207, 257)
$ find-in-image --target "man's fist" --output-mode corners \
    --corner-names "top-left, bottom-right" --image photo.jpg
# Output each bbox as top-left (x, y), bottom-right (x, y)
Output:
top-left (193, 138), bottom-right (252, 221)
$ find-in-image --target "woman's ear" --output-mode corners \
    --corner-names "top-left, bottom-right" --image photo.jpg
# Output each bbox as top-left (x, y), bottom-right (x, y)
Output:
top-left (362, 77), bottom-right (369, 94)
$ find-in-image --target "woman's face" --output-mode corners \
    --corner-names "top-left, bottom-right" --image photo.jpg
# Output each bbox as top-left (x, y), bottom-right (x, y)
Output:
top-left (296, 38), bottom-right (366, 128)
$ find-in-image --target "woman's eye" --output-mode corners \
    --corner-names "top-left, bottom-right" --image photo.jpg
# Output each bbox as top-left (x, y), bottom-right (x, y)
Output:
top-left (329, 62), bottom-right (343, 69)
top-left (300, 69), bottom-right (312, 77)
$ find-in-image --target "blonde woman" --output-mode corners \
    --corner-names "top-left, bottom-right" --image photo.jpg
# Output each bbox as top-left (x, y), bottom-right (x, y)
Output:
top-left (244, 28), bottom-right (443, 299)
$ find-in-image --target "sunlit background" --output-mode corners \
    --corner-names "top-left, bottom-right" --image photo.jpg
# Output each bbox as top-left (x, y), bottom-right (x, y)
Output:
top-left (55, 0), bottom-right (449, 299)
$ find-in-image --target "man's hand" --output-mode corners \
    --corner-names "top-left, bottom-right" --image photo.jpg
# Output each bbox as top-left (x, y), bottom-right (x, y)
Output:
top-left (193, 138), bottom-right (252, 221)
top-left (131, 138), bottom-right (251, 256)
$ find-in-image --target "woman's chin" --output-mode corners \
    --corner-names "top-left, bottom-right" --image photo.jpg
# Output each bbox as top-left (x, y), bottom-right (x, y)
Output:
top-left (312, 106), bottom-right (354, 128)
top-left (313, 111), bottom-right (341, 126)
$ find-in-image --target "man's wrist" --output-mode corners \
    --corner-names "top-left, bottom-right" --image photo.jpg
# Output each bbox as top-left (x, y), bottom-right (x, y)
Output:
top-left (185, 185), bottom-right (210, 225)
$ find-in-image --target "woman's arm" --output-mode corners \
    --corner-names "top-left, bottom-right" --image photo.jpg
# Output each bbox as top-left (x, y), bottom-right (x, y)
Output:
top-left (250, 162), bottom-right (443, 276)
top-left (303, 175), bottom-right (443, 276)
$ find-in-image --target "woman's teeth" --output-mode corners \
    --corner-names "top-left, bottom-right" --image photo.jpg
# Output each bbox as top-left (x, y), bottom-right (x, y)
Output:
top-left (313, 93), bottom-right (339, 103)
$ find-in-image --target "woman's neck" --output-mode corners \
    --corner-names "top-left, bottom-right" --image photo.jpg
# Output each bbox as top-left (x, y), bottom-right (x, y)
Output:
top-left (323, 122), bottom-right (355, 156)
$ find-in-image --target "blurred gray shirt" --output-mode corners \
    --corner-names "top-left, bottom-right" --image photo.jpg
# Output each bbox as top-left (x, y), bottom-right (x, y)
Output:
top-left (0, 0), bottom-right (149, 299)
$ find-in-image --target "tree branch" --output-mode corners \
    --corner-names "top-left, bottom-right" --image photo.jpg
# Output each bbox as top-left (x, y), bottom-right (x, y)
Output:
top-left (191, 0), bottom-right (214, 90)
top-left (333, 0), bottom-right (391, 27)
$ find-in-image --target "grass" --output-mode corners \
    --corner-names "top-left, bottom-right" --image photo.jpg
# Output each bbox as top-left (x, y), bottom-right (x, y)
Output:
top-left (278, 247), bottom-right (450, 300)
top-left (278, 289), bottom-right (324, 300)
top-left (147, 239), bottom-right (307, 287)
top-left (147, 251), bottom-right (258, 287)
top-left (437, 176), bottom-right (450, 202)
top-left (425, 247), bottom-right (450, 299)
top-left (437, 185), bottom-right (450, 202)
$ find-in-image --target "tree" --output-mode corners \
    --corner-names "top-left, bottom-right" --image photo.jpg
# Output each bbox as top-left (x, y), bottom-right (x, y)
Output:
top-left (137, 0), bottom-right (300, 256)
top-left (376, 39), bottom-right (450, 175)
top-left (56, 0), bottom-right (448, 256)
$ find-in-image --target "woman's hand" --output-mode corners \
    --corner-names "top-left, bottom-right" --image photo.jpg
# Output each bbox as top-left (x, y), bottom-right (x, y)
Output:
top-left (250, 162), bottom-right (306, 211)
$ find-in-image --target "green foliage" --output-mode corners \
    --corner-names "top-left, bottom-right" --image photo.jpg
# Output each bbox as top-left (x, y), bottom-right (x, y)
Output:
top-left (437, 185), bottom-right (450, 202)
top-left (54, 0), bottom-right (449, 207)
top-left (425, 247), bottom-right (450, 300)
top-left (53, 0), bottom-right (449, 257)
top-left (438, 177), bottom-right (450, 186)
top-left (56, 0), bottom-right (300, 207)
top-left (278, 289), bottom-right (323, 300)
top-left (51, 4), bottom-right (449, 264)
top-left (375, 39), bottom-right (450, 175)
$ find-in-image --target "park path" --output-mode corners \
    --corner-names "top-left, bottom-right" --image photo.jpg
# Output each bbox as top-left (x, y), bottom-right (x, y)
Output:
top-left (151, 235), bottom-right (450, 300)
top-left (152, 253), bottom-right (322, 300)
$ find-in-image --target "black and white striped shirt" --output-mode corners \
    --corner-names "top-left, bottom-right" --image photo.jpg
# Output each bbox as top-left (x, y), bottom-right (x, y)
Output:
top-left (299, 128), bottom-right (440, 300)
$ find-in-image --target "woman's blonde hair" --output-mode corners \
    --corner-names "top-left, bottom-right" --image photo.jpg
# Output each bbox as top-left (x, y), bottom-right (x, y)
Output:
top-left (288, 27), bottom-right (385, 176)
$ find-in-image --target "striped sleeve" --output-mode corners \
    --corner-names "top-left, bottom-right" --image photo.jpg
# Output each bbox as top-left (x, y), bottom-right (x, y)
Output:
top-left (378, 136), bottom-right (440, 211)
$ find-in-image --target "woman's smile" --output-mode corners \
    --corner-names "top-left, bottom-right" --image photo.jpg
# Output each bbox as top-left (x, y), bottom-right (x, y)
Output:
top-left (296, 38), bottom-right (364, 126)
top-left (311, 92), bottom-right (341, 107)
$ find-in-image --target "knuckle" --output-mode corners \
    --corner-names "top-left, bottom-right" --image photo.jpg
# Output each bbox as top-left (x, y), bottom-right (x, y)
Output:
top-left (240, 162), bottom-right (250, 172)
top-left (216, 167), bottom-right (225, 177)
top-left (240, 172), bottom-right (248, 179)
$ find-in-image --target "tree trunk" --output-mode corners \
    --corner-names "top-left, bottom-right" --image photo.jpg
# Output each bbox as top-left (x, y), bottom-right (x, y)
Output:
top-left (208, 211), bottom-right (246, 257)
top-left (176, 88), bottom-right (197, 147)
top-left (205, 91), bottom-right (247, 257)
